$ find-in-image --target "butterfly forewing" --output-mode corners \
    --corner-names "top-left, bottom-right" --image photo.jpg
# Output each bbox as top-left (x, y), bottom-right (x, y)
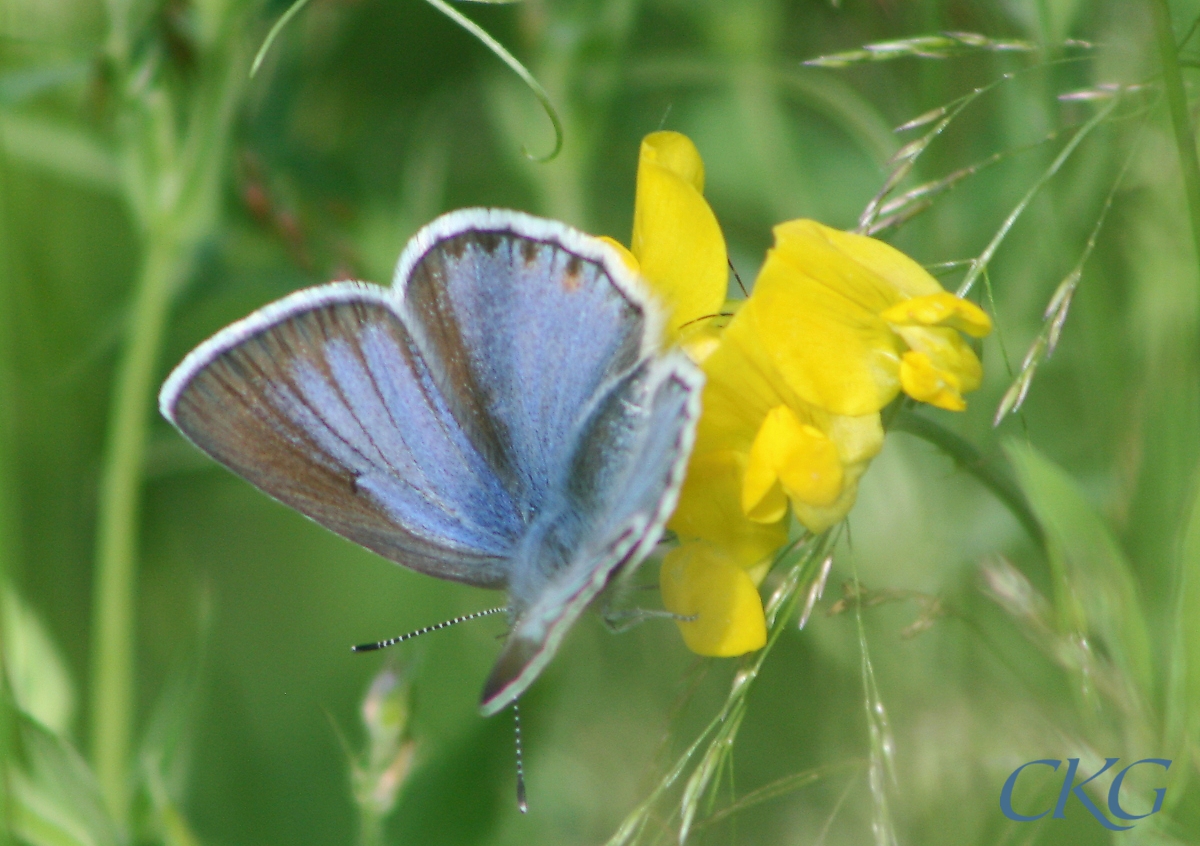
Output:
top-left (163, 286), bottom-right (521, 587)
top-left (399, 213), bottom-right (654, 517)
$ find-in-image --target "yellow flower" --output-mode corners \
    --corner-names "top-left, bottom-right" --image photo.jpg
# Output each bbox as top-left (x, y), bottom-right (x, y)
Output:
top-left (665, 287), bottom-right (884, 656)
top-left (660, 541), bottom-right (767, 656)
top-left (673, 314), bottom-right (882, 538)
top-left (748, 219), bottom-right (992, 415)
top-left (599, 131), bottom-right (728, 344)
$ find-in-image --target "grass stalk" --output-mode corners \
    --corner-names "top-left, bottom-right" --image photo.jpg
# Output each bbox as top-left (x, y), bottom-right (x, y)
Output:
top-left (0, 117), bottom-right (18, 846)
top-left (87, 1), bottom-right (252, 822)
top-left (88, 225), bottom-right (188, 825)
top-left (956, 95), bottom-right (1118, 297)
top-left (1151, 0), bottom-right (1200, 290)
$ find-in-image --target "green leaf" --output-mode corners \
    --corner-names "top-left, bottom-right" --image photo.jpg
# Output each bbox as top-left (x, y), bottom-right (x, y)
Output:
top-left (136, 661), bottom-right (201, 812)
top-left (3, 587), bottom-right (76, 736)
top-left (0, 63), bottom-right (90, 107)
top-left (0, 114), bottom-right (120, 193)
top-left (12, 714), bottom-right (122, 846)
top-left (10, 769), bottom-right (98, 846)
top-left (1006, 442), bottom-right (1154, 712)
top-left (1164, 462), bottom-right (1200, 797)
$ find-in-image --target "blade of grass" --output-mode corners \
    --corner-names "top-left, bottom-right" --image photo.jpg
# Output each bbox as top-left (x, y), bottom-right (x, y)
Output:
top-left (1151, 0), bottom-right (1200, 293)
top-left (1006, 443), bottom-right (1154, 721)
top-left (250, 0), bottom-right (314, 76)
top-left (0, 114), bottom-right (120, 193)
top-left (89, 8), bottom-right (254, 824)
top-left (856, 54), bottom-right (1096, 234)
top-left (1163, 462), bottom-right (1200, 808)
top-left (89, 227), bottom-right (189, 825)
top-left (251, 0), bottom-right (562, 161)
top-left (692, 760), bottom-right (863, 831)
top-left (0, 105), bottom-right (18, 846)
top-left (15, 714), bottom-right (120, 846)
top-left (803, 32), bottom-right (1043, 68)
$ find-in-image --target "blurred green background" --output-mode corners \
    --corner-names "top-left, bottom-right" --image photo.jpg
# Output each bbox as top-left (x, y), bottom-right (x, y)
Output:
top-left (3, 0), bottom-right (1200, 843)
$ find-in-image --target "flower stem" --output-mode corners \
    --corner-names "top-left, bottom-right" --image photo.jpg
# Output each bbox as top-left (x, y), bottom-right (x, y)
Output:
top-left (88, 225), bottom-right (187, 825)
top-left (1151, 0), bottom-right (1200, 287)
top-left (891, 409), bottom-right (1043, 546)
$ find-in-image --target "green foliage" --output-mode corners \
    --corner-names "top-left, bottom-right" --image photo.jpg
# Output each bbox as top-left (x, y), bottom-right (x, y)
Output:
top-left (3, 0), bottom-right (1200, 843)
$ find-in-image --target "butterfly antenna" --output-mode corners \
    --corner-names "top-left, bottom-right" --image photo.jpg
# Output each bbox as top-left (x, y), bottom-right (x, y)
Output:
top-left (350, 606), bottom-right (507, 652)
top-left (729, 256), bottom-right (748, 297)
top-left (514, 701), bottom-right (528, 813)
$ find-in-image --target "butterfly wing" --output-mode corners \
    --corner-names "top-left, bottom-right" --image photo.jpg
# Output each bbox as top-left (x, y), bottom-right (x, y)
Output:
top-left (162, 208), bottom-right (699, 711)
top-left (480, 351), bottom-right (702, 715)
top-left (394, 209), bottom-right (662, 519)
top-left (159, 283), bottom-right (524, 587)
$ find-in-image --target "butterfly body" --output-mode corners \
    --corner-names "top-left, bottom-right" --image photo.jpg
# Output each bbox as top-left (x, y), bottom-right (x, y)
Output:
top-left (160, 209), bottom-right (702, 714)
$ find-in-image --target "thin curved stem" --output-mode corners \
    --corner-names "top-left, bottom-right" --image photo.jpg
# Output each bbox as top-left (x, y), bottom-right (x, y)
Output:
top-left (892, 409), bottom-right (1044, 546)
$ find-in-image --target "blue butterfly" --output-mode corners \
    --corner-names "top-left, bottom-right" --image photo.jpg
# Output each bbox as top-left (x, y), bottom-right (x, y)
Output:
top-left (159, 208), bottom-right (702, 715)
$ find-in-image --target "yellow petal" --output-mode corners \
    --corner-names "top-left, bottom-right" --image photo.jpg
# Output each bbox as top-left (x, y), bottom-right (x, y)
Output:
top-left (640, 130), bottom-right (706, 191)
top-left (823, 410), bottom-right (886, 466)
top-left (791, 413), bottom-right (882, 532)
top-left (747, 220), bottom-right (905, 416)
top-left (660, 541), bottom-right (767, 656)
top-left (631, 132), bottom-right (727, 341)
top-left (669, 450), bottom-right (788, 570)
top-left (792, 471), bottom-right (863, 533)
top-left (894, 323), bottom-right (983, 396)
top-left (690, 314), bottom-right (780, 453)
top-left (597, 235), bottom-right (640, 274)
top-left (806, 223), bottom-right (943, 300)
top-left (678, 300), bottom-right (739, 364)
top-left (744, 406), bottom-right (843, 521)
top-left (881, 291), bottom-right (992, 338)
top-left (898, 350), bottom-right (966, 411)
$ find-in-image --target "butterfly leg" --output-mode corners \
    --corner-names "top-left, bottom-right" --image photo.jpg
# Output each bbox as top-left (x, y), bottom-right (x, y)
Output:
top-left (598, 605), bottom-right (697, 634)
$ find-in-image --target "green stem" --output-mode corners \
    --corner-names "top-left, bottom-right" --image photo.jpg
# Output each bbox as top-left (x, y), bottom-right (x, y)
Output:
top-left (0, 119), bottom-right (17, 846)
top-left (88, 226), bottom-right (186, 826)
top-left (1152, 0), bottom-right (1200, 287)
top-left (892, 409), bottom-right (1044, 546)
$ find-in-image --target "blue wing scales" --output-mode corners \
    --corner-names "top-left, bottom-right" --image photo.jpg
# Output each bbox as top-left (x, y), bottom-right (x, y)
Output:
top-left (163, 288), bottom-right (522, 587)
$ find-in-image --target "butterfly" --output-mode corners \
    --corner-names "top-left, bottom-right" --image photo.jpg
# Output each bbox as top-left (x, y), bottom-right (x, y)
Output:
top-left (159, 208), bottom-right (703, 716)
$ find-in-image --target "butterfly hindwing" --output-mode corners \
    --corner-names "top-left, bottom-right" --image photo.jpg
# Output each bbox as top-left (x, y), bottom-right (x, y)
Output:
top-left (480, 352), bottom-right (702, 714)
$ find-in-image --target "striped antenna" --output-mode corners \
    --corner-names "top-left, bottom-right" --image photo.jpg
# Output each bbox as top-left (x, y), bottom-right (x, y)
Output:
top-left (351, 606), bottom-right (507, 652)
top-left (514, 701), bottom-right (528, 813)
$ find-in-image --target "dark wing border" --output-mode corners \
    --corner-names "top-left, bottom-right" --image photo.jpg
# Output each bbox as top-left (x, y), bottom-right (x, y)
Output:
top-left (391, 208), bottom-right (666, 363)
top-left (160, 282), bottom-right (392, 424)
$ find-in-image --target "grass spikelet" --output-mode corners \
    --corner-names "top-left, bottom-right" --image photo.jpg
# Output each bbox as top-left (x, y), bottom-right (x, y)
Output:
top-left (957, 95), bottom-right (1120, 297)
top-left (853, 574), bottom-right (897, 846)
top-left (607, 534), bottom-right (834, 846)
top-left (994, 116), bottom-right (1146, 424)
top-left (804, 32), bottom-right (1042, 68)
